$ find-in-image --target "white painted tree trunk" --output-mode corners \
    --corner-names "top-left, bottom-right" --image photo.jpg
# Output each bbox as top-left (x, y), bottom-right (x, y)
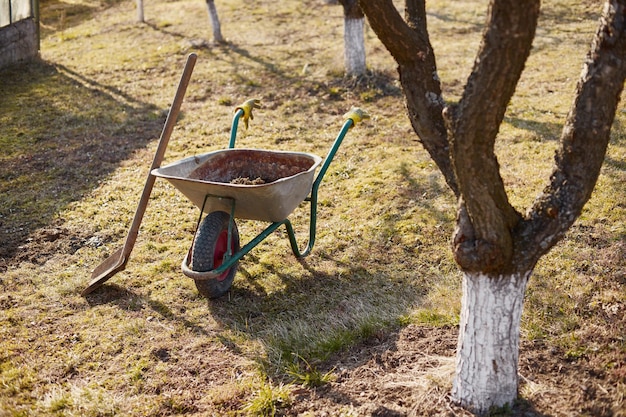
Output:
top-left (206, 0), bottom-right (224, 43)
top-left (343, 16), bottom-right (366, 76)
top-left (136, 0), bottom-right (144, 23)
top-left (451, 271), bottom-right (530, 413)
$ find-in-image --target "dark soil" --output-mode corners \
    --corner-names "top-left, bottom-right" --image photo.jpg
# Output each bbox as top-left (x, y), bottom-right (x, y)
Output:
top-left (286, 324), bottom-right (625, 416)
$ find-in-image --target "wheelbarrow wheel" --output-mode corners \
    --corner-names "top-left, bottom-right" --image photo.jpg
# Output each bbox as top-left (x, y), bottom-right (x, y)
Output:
top-left (191, 211), bottom-right (240, 299)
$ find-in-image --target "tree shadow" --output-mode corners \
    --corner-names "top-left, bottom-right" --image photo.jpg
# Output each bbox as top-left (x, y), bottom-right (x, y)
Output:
top-left (503, 116), bottom-right (563, 141)
top-left (40, 0), bottom-right (131, 37)
top-left (427, 10), bottom-right (484, 35)
top-left (144, 21), bottom-right (215, 47)
top-left (0, 58), bottom-right (164, 269)
top-left (216, 41), bottom-right (402, 104)
top-left (538, 3), bottom-right (600, 26)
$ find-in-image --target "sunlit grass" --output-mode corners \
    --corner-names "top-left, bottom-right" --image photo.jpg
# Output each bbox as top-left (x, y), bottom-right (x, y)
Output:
top-left (0, 0), bottom-right (623, 415)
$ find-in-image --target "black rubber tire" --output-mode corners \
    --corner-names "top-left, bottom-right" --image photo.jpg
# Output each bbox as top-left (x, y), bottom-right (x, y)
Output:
top-left (191, 211), bottom-right (240, 299)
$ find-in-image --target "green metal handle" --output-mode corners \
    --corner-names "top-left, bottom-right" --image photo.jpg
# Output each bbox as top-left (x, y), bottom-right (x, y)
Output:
top-left (289, 107), bottom-right (370, 258)
top-left (225, 105), bottom-right (369, 259)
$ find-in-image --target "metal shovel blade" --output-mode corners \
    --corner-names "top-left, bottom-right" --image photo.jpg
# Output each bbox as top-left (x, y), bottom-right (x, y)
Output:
top-left (81, 248), bottom-right (127, 295)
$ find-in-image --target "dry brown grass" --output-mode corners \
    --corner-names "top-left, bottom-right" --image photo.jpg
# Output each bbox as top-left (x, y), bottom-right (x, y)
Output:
top-left (0, 0), bottom-right (624, 415)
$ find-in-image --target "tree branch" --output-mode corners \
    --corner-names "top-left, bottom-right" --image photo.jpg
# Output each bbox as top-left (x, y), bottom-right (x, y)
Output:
top-left (446, 0), bottom-right (539, 272)
top-left (358, 0), bottom-right (426, 64)
top-left (359, 0), bottom-right (458, 194)
top-left (517, 0), bottom-right (626, 271)
top-left (405, 0), bottom-right (428, 36)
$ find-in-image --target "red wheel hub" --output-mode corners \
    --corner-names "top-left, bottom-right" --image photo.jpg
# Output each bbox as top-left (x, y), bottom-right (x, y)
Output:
top-left (214, 230), bottom-right (233, 281)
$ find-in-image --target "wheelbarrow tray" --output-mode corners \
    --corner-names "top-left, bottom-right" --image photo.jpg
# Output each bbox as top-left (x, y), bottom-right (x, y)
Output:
top-left (152, 148), bottom-right (322, 222)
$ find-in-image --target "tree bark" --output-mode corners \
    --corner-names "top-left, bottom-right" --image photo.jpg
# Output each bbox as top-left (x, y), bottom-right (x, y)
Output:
top-left (339, 0), bottom-right (367, 76)
top-left (206, 0), bottom-right (224, 44)
top-left (445, 0), bottom-right (539, 274)
top-left (452, 271), bottom-right (530, 413)
top-left (343, 14), bottom-right (366, 76)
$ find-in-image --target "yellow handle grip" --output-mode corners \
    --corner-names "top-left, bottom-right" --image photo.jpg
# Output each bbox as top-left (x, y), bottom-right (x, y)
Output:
top-left (235, 98), bottom-right (262, 129)
top-left (343, 107), bottom-right (370, 127)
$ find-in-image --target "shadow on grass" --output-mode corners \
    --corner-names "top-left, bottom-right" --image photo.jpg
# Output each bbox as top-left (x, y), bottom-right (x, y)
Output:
top-left (83, 283), bottom-right (211, 335)
top-left (40, 0), bottom-right (132, 38)
top-left (223, 41), bottom-right (403, 103)
top-left (503, 116), bottom-right (563, 141)
top-left (202, 260), bottom-right (550, 417)
top-left (76, 123), bottom-right (562, 417)
top-left (0, 58), bottom-right (164, 269)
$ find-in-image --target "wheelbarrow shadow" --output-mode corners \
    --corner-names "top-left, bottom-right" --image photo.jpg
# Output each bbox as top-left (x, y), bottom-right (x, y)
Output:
top-left (202, 249), bottom-right (425, 346)
top-left (83, 282), bottom-right (212, 336)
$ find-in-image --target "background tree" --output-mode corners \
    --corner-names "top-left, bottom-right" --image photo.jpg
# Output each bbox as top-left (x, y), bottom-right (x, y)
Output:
top-left (134, 0), bottom-right (223, 43)
top-left (359, 0), bottom-right (626, 413)
top-left (206, 0), bottom-right (224, 44)
top-left (338, 0), bottom-right (366, 76)
top-left (137, 0), bottom-right (144, 23)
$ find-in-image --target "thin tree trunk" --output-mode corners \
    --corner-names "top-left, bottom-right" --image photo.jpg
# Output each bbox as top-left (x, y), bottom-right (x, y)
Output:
top-left (452, 271), bottom-right (530, 413)
top-left (136, 0), bottom-right (144, 23)
top-left (206, 0), bottom-right (224, 44)
top-left (344, 16), bottom-right (366, 76)
top-left (339, 0), bottom-right (366, 76)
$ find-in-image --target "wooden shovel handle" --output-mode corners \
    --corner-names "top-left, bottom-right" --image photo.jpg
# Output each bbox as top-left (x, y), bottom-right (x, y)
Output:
top-left (121, 53), bottom-right (197, 258)
top-left (83, 54), bottom-right (197, 296)
top-left (121, 53), bottom-right (197, 255)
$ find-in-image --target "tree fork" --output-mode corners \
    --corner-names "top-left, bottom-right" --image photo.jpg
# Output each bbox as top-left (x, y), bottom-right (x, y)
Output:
top-left (444, 0), bottom-right (539, 272)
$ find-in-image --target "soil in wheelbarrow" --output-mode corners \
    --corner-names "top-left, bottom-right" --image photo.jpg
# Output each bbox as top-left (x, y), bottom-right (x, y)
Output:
top-left (189, 150), bottom-right (315, 185)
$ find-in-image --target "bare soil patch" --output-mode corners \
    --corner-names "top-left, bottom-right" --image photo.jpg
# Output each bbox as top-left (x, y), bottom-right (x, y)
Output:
top-left (281, 323), bottom-right (625, 416)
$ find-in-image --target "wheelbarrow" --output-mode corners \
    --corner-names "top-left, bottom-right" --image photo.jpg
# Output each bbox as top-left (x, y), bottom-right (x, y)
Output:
top-left (81, 53), bottom-right (368, 298)
top-left (153, 100), bottom-right (369, 298)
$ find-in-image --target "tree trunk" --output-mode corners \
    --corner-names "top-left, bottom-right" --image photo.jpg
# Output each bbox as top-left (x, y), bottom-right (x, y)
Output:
top-left (136, 0), bottom-right (144, 23)
top-left (344, 15), bottom-right (366, 76)
top-left (445, 0), bottom-right (539, 275)
top-left (339, 0), bottom-right (366, 76)
top-left (206, 0), bottom-right (224, 44)
top-left (452, 271), bottom-right (530, 413)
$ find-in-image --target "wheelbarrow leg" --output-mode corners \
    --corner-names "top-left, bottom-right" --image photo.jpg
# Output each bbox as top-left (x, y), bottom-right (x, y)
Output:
top-left (283, 115), bottom-right (362, 258)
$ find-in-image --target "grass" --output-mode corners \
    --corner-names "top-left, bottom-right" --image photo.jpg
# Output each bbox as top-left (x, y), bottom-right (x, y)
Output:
top-left (243, 380), bottom-right (291, 417)
top-left (286, 353), bottom-right (336, 388)
top-left (0, 0), bottom-right (624, 415)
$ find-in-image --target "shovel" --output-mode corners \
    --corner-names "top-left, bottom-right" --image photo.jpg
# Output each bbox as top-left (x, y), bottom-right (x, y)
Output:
top-left (82, 53), bottom-right (197, 296)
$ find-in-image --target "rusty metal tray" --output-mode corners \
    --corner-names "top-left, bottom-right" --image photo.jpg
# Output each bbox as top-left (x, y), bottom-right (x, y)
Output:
top-left (152, 148), bottom-right (322, 222)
